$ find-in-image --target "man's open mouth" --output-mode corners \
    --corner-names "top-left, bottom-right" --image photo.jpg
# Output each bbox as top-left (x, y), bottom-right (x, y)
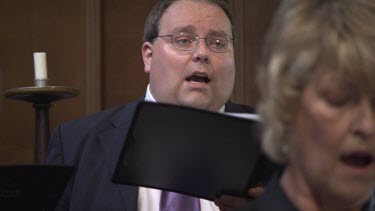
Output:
top-left (186, 72), bottom-right (211, 83)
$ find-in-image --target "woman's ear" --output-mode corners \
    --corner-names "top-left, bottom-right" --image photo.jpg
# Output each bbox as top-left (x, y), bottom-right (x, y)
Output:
top-left (142, 42), bottom-right (153, 73)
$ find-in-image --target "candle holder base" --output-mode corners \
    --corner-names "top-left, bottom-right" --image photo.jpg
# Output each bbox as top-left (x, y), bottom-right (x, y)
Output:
top-left (4, 86), bottom-right (79, 164)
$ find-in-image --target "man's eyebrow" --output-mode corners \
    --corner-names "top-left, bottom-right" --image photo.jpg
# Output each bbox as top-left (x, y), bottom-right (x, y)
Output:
top-left (207, 29), bottom-right (231, 36)
top-left (169, 26), bottom-right (231, 36)
top-left (170, 25), bottom-right (196, 33)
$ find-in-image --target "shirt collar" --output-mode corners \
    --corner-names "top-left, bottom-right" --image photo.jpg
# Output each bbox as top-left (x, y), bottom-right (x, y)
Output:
top-left (144, 84), bottom-right (225, 113)
top-left (362, 189), bottom-right (375, 211)
top-left (145, 84), bottom-right (156, 102)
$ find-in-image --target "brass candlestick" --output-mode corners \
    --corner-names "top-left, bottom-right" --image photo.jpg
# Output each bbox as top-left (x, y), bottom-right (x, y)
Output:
top-left (4, 80), bottom-right (79, 164)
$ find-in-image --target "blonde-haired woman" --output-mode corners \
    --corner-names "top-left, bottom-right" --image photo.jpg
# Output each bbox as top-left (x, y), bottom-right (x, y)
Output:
top-left (240, 0), bottom-right (375, 210)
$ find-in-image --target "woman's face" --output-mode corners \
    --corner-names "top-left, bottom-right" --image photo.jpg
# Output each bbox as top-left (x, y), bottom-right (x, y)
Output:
top-left (287, 70), bottom-right (375, 206)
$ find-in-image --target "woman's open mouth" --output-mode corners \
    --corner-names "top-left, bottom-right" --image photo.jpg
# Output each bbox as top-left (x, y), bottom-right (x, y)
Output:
top-left (341, 151), bottom-right (373, 168)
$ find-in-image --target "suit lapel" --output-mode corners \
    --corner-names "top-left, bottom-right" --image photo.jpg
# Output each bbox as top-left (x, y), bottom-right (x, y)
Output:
top-left (98, 99), bottom-right (142, 210)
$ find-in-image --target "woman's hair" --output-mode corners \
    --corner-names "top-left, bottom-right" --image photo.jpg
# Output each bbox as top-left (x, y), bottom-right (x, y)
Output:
top-left (258, 0), bottom-right (375, 163)
top-left (142, 0), bottom-right (234, 43)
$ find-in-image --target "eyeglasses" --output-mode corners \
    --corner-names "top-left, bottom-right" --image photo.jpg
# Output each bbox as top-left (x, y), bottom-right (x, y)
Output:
top-left (155, 32), bottom-right (233, 53)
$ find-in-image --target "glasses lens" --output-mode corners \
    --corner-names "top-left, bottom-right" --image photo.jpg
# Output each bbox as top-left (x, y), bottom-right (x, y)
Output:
top-left (206, 35), bottom-right (230, 53)
top-left (172, 32), bottom-right (196, 51)
top-left (168, 32), bottom-right (232, 53)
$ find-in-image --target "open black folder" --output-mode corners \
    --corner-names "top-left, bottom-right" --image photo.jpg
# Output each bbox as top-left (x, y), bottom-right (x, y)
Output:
top-left (0, 165), bottom-right (73, 211)
top-left (112, 102), bottom-right (276, 200)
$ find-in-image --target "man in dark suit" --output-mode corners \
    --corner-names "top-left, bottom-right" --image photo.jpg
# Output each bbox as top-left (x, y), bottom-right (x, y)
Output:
top-left (47, 0), bottom-right (267, 210)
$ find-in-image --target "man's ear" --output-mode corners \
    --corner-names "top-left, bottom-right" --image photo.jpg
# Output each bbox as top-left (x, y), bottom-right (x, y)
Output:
top-left (142, 42), bottom-right (153, 73)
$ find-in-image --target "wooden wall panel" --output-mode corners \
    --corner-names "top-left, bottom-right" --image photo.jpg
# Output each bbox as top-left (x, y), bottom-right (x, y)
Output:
top-left (85, 0), bottom-right (103, 115)
top-left (103, 0), bottom-right (155, 108)
top-left (229, 0), bottom-right (280, 107)
top-left (0, 0), bottom-right (87, 163)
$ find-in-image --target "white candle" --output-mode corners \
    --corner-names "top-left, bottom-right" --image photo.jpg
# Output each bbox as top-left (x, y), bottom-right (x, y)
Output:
top-left (33, 52), bottom-right (48, 80)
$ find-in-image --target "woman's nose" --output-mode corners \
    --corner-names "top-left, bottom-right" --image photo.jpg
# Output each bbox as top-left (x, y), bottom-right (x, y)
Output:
top-left (352, 100), bottom-right (375, 140)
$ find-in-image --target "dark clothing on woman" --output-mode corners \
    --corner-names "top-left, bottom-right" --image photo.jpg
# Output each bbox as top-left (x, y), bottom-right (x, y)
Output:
top-left (238, 172), bottom-right (375, 211)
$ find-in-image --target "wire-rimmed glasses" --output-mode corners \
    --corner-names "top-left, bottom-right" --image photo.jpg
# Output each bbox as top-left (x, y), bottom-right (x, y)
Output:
top-left (155, 31), bottom-right (233, 53)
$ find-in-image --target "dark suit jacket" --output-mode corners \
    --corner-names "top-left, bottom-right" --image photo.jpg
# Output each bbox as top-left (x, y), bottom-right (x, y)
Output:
top-left (47, 99), bottom-right (259, 211)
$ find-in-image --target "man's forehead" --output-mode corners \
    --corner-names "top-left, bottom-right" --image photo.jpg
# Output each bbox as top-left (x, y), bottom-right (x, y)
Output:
top-left (159, 0), bottom-right (231, 34)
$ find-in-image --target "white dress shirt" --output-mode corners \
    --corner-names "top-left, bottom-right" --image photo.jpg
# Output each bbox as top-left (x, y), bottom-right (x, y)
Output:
top-left (137, 84), bottom-right (220, 211)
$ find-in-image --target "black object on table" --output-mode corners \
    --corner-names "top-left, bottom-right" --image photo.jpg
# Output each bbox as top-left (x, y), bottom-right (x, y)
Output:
top-left (0, 165), bottom-right (74, 211)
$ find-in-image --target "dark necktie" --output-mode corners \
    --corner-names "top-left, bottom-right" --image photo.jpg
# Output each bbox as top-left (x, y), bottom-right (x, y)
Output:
top-left (159, 191), bottom-right (200, 211)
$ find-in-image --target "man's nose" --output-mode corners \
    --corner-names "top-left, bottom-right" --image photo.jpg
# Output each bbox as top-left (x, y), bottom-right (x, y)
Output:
top-left (192, 39), bottom-right (210, 63)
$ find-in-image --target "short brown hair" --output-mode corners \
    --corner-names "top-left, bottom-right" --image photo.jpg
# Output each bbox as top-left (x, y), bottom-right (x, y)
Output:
top-left (143, 0), bottom-right (235, 43)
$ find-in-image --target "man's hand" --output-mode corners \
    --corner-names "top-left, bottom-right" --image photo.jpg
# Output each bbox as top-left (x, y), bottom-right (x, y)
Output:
top-left (214, 187), bottom-right (264, 211)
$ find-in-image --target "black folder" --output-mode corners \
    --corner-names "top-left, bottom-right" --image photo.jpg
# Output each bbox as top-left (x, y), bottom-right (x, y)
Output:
top-left (0, 165), bottom-right (73, 211)
top-left (112, 102), bottom-right (275, 200)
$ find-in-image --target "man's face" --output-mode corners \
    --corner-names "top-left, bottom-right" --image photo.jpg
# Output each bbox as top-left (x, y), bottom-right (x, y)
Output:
top-left (142, 0), bottom-right (235, 112)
